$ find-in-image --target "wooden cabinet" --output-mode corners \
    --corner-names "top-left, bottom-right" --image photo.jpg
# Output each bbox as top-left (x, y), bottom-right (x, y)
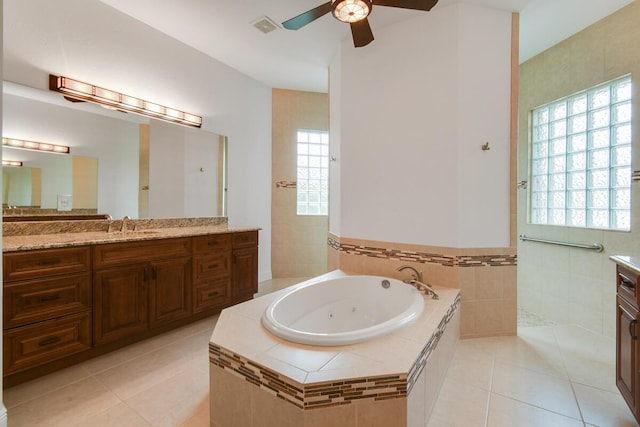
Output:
top-left (232, 231), bottom-right (259, 301)
top-left (149, 256), bottom-right (192, 328)
top-left (3, 246), bottom-right (92, 375)
top-left (3, 229), bottom-right (258, 386)
top-left (614, 261), bottom-right (640, 424)
top-left (93, 264), bottom-right (148, 346)
top-left (92, 238), bottom-right (192, 345)
top-left (192, 234), bottom-right (232, 314)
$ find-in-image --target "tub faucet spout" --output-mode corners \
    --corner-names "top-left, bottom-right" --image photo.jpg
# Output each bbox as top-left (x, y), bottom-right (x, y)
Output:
top-left (410, 279), bottom-right (439, 300)
top-left (397, 265), bottom-right (424, 283)
top-left (397, 265), bottom-right (438, 299)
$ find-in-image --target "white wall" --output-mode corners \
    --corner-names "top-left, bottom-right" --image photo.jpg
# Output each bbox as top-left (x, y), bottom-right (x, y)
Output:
top-left (332, 4), bottom-right (512, 248)
top-left (3, 0), bottom-right (273, 280)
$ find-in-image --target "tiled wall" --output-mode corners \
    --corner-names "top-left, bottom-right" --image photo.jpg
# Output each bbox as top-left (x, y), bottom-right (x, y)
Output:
top-left (328, 233), bottom-right (516, 338)
top-left (518, 2), bottom-right (640, 338)
top-left (272, 89), bottom-right (329, 278)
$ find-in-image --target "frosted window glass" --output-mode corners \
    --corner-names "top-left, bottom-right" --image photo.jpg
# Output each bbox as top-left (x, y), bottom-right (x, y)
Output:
top-left (529, 75), bottom-right (631, 230)
top-left (296, 129), bottom-right (329, 216)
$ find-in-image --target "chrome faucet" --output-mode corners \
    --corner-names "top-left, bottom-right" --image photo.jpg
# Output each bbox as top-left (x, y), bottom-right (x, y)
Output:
top-left (120, 215), bottom-right (131, 232)
top-left (397, 265), bottom-right (439, 299)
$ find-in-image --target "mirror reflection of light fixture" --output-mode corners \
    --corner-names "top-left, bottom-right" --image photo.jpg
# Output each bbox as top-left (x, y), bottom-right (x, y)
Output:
top-left (2, 137), bottom-right (70, 154)
top-left (49, 74), bottom-right (203, 128)
top-left (331, 0), bottom-right (372, 23)
top-left (2, 160), bottom-right (23, 167)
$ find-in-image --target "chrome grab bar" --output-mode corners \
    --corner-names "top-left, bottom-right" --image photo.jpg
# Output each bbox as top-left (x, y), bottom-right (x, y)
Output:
top-left (519, 234), bottom-right (604, 253)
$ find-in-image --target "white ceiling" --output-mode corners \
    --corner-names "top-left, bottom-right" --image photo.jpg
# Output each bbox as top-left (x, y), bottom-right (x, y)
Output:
top-left (46, 0), bottom-right (640, 93)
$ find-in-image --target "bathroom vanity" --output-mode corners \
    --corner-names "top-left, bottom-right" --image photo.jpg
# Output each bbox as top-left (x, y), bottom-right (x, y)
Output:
top-left (2, 218), bottom-right (259, 387)
top-left (611, 255), bottom-right (640, 424)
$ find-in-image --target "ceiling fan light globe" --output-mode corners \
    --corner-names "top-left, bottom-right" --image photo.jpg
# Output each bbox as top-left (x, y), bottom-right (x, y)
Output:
top-left (331, 0), bottom-right (372, 23)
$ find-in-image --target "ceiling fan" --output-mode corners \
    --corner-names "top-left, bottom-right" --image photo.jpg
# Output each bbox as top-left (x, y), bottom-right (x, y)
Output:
top-left (282, 0), bottom-right (439, 48)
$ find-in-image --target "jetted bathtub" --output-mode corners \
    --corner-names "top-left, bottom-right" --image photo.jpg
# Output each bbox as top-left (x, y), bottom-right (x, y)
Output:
top-left (261, 275), bottom-right (425, 346)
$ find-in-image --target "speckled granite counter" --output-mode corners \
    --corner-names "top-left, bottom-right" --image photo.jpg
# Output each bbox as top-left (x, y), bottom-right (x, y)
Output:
top-left (3, 217), bottom-right (260, 252)
top-left (610, 255), bottom-right (640, 274)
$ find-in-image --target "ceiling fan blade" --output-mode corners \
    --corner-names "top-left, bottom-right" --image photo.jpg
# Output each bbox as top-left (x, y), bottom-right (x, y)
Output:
top-left (350, 18), bottom-right (374, 48)
top-left (282, 2), bottom-right (333, 30)
top-left (371, 0), bottom-right (438, 11)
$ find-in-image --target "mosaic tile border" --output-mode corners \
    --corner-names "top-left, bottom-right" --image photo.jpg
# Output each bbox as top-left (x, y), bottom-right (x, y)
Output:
top-left (407, 293), bottom-right (461, 393)
top-left (276, 180), bottom-right (297, 188)
top-left (209, 295), bottom-right (460, 411)
top-left (327, 237), bottom-right (517, 267)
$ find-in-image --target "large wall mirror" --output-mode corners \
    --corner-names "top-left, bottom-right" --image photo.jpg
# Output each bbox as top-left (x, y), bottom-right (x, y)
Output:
top-left (2, 81), bottom-right (227, 220)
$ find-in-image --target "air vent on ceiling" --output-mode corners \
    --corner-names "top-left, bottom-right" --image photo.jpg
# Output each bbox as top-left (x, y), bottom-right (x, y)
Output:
top-left (251, 16), bottom-right (280, 34)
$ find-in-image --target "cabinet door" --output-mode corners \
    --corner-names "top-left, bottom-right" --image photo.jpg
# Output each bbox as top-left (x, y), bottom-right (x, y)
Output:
top-left (94, 265), bottom-right (148, 346)
top-left (149, 257), bottom-right (192, 328)
top-left (617, 295), bottom-right (638, 413)
top-left (232, 247), bottom-right (258, 300)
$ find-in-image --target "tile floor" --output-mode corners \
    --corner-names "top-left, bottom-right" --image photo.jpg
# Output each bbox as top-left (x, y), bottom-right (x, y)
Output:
top-left (2, 279), bottom-right (637, 427)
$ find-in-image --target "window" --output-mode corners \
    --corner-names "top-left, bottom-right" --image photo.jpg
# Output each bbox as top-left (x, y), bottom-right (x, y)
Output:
top-left (297, 130), bottom-right (329, 215)
top-left (530, 76), bottom-right (632, 230)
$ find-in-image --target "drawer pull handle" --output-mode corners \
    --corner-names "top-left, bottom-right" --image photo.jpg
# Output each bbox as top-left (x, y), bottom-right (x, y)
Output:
top-left (38, 336), bottom-right (62, 347)
top-left (631, 319), bottom-right (638, 340)
top-left (620, 275), bottom-right (636, 292)
top-left (208, 264), bottom-right (219, 270)
top-left (152, 266), bottom-right (158, 280)
top-left (38, 258), bottom-right (61, 266)
top-left (207, 241), bottom-right (221, 246)
top-left (207, 291), bottom-right (220, 298)
top-left (38, 294), bottom-right (61, 302)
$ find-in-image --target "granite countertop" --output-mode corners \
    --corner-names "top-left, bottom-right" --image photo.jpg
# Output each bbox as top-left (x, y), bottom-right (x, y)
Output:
top-left (610, 255), bottom-right (640, 274)
top-left (2, 217), bottom-right (260, 252)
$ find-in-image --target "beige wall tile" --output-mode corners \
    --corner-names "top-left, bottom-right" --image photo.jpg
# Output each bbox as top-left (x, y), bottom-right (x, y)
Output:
top-left (355, 397), bottom-right (407, 427)
top-left (210, 365), bottom-right (252, 427)
top-left (251, 385), bottom-right (304, 427)
top-left (272, 89), bottom-right (330, 278)
top-left (305, 404), bottom-right (357, 427)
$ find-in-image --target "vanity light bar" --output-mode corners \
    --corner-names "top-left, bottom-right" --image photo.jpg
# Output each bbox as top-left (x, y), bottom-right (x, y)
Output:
top-left (2, 137), bottom-right (70, 154)
top-left (49, 74), bottom-right (203, 128)
top-left (2, 160), bottom-right (23, 167)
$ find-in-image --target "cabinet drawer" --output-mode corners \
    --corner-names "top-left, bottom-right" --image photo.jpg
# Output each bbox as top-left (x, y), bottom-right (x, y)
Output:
top-left (232, 231), bottom-right (258, 249)
top-left (193, 253), bottom-right (231, 281)
top-left (93, 238), bottom-right (192, 268)
top-left (193, 234), bottom-right (232, 253)
top-left (193, 278), bottom-right (231, 313)
top-left (618, 265), bottom-right (640, 308)
top-left (3, 246), bottom-right (91, 282)
top-left (3, 311), bottom-right (91, 374)
top-left (4, 273), bottom-right (92, 329)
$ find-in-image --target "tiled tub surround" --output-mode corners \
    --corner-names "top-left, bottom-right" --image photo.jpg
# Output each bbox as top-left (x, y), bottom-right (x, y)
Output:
top-left (209, 270), bottom-right (460, 427)
top-left (2, 217), bottom-right (245, 251)
top-left (328, 234), bottom-right (517, 338)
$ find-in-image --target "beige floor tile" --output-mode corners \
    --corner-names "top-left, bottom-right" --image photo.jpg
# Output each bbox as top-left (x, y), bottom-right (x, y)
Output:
top-left (3, 364), bottom-right (91, 409)
top-left (573, 383), bottom-right (638, 427)
top-left (7, 377), bottom-right (121, 427)
top-left (492, 337), bottom-right (568, 378)
top-left (429, 378), bottom-right (490, 427)
top-left (487, 394), bottom-right (584, 427)
top-left (95, 339), bottom-right (204, 400)
top-left (178, 398), bottom-right (209, 427)
top-left (125, 362), bottom-right (210, 427)
top-left (445, 339), bottom-right (495, 391)
top-left (491, 362), bottom-right (581, 420)
top-left (70, 402), bottom-right (152, 427)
